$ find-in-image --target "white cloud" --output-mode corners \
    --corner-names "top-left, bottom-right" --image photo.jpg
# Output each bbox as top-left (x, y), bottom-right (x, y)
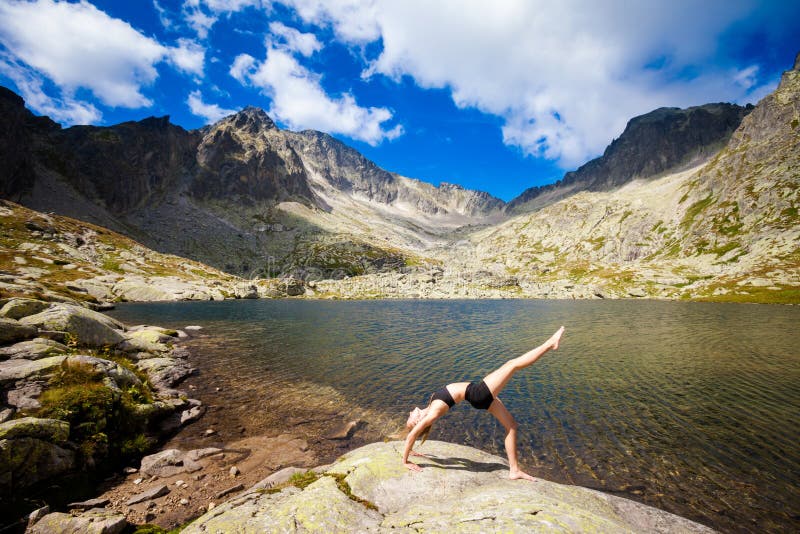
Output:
top-left (278, 0), bottom-right (765, 167)
top-left (168, 38), bottom-right (206, 77)
top-left (733, 65), bottom-right (759, 90)
top-left (268, 22), bottom-right (321, 57)
top-left (0, 54), bottom-right (101, 124)
top-left (0, 0), bottom-right (167, 108)
top-left (187, 89), bottom-right (237, 122)
top-left (181, 0), bottom-right (266, 38)
top-left (229, 53), bottom-right (257, 83)
top-left (232, 46), bottom-right (403, 145)
top-left (0, 0), bottom-right (208, 123)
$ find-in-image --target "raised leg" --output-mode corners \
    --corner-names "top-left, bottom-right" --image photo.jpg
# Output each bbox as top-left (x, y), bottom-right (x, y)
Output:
top-left (488, 398), bottom-right (535, 481)
top-left (483, 326), bottom-right (564, 396)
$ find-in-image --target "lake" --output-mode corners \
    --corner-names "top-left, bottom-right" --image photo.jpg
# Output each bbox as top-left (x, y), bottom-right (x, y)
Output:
top-left (109, 299), bottom-right (800, 532)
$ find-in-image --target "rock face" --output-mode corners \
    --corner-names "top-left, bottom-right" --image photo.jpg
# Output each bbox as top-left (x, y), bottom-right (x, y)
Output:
top-left (184, 441), bottom-right (712, 533)
top-left (506, 103), bottom-right (752, 213)
top-left (1, 88), bottom-right (504, 277)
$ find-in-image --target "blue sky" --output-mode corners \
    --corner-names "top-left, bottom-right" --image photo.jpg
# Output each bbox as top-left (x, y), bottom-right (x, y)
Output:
top-left (1, 1), bottom-right (798, 201)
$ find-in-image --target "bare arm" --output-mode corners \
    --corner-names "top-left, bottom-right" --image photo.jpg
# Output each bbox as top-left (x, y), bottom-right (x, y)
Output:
top-left (402, 408), bottom-right (444, 471)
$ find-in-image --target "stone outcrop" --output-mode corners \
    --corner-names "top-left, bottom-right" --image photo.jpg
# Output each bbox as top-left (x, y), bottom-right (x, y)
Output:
top-left (0, 417), bottom-right (74, 492)
top-left (19, 304), bottom-right (125, 347)
top-left (184, 440), bottom-right (713, 533)
top-left (0, 298), bottom-right (205, 510)
top-left (27, 507), bottom-right (127, 534)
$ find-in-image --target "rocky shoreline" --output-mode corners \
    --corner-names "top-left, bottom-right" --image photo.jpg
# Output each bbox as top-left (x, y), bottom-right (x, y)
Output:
top-left (0, 295), bottom-right (384, 533)
top-left (0, 297), bottom-right (208, 532)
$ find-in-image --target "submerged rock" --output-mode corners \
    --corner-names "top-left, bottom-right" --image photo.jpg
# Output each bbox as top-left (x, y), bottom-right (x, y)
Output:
top-left (184, 440), bottom-right (714, 533)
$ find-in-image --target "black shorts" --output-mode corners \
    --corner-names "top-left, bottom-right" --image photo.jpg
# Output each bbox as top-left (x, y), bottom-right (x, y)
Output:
top-left (465, 380), bottom-right (494, 410)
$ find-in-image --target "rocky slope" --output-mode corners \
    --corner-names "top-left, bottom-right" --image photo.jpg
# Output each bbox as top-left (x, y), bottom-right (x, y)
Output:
top-left (0, 91), bottom-right (503, 278)
top-left (0, 199), bottom-right (318, 306)
top-left (506, 103), bottom-right (752, 214)
top-left (455, 54), bottom-right (799, 302)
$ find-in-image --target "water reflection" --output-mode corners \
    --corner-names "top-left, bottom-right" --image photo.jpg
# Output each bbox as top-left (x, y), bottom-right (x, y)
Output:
top-left (110, 299), bottom-right (800, 533)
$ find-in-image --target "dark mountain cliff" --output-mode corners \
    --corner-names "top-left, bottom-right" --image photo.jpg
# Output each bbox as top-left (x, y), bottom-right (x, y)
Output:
top-left (506, 103), bottom-right (753, 213)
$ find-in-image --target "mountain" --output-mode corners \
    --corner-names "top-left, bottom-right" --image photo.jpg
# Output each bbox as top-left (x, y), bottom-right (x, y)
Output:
top-left (505, 103), bottom-right (752, 213)
top-left (1, 52), bottom-right (797, 303)
top-left (0, 91), bottom-right (503, 277)
top-left (461, 53), bottom-right (799, 302)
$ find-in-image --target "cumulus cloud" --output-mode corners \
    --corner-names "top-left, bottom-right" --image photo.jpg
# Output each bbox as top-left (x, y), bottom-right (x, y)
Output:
top-left (0, 0), bottom-right (208, 123)
top-left (168, 38), bottom-right (206, 77)
top-left (0, 0), bottom-right (165, 108)
top-left (231, 44), bottom-right (403, 145)
top-left (268, 22), bottom-right (321, 57)
top-left (0, 54), bottom-right (101, 124)
top-left (187, 89), bottom-right (236, 122)
top-left (276, 0), bottom-right (775, 167)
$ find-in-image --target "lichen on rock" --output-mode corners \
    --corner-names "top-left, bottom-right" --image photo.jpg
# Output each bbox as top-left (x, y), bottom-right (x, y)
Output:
top-left (183, 440), bottom-right (714, 533)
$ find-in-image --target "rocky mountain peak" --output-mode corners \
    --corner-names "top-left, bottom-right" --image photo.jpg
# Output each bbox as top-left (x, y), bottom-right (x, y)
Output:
top-left (224, 106), bottom-right (276, 135)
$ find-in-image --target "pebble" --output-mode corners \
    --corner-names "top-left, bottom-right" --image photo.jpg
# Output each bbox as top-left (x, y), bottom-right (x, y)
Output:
top-left (229, 466), bottom-right (240, 477)
top-left (215, 387), bottom-right (222, 392)
top-left (175, 480), bottom-right (185, 487)
top-left (204, 428), bottom-right (216, 436)
top-left (133, 478), bottom-right (143, 485)
top-left (123, 467), bottom-right (138, 474)
top-left (208, 502), bottom-right (216, 511)
top-left (180, 498), bottom-right (189, 506)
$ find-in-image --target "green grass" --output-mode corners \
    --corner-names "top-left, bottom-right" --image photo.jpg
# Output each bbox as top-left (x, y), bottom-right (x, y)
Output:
top-left (681, 194), bottom-right (714, 231)
top-left (30, 353), bottom-right (156, 462)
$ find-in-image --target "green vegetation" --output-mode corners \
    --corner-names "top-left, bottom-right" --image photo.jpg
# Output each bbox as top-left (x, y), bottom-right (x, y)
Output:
top-left (31, 352), bottom-right (155, 462)
top-left (274, 471), bottom-right (379, 511)
top-left (102, 257), bottom-right (123, 273)
top-left (791, 118), bottom-right (799, 129)
top-left (329, 472), bottom-right (379, 511)
top-left (681, 194), bottom-right (714, 230)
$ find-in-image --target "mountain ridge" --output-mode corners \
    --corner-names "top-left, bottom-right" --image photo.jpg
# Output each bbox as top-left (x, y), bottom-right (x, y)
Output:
top-left (505, 102), bottom-right (753, 213)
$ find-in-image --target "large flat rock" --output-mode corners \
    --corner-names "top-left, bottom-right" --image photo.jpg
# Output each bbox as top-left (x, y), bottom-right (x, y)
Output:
top-left (20, 303), bottom-right (124, 347)
top-left (184, 440), bottom-right (715, 533)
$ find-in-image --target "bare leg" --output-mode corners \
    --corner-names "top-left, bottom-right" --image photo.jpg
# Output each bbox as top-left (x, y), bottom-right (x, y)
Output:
top-left (483, 326), bottom-right (564, 397)
top-left (489, 399), bottom-right (535, 481)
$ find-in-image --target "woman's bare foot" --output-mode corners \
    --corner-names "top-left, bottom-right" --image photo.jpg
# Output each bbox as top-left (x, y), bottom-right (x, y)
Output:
top-left (509, 469), bottom-right (536, 481)
top-left (549, 326), bottom-right (565, 350)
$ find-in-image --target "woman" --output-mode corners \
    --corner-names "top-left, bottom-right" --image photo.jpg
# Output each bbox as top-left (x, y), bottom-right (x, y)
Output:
top-left (403, 326), bottom-right (565, 480)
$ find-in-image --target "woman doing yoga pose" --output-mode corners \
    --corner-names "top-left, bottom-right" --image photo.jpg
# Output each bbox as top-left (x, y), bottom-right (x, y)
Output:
top-left (403, 326), bottom-right (565, 481)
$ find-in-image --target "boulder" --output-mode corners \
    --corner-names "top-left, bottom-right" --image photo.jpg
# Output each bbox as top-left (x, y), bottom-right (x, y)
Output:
top-left (0, 298), bottom-right (48, 320)
top-left (19, 304), bottom-right (125, 347)
top-left (26, 508), bottom-right (127, 534)
top-left (0, 417), bottom-right (69, 442)
top-left (0, 437), bottom-right (75, 492)
top-left (125, 484), bottom-right (170, 505)
top-left (0, 355), bottom-right (67, 386)
top-left (135, 357), bottom-right (194, 390)
top-left (184, 441), bottom-right (714, 534)
top-left (139, 449), bottom-right (202, 478)
top-left (117, 328), bottom-right (172, 354)
top-left (0, 317), bottom-right (37, 344)
top-left (0, 338), bottom-right (68, 360)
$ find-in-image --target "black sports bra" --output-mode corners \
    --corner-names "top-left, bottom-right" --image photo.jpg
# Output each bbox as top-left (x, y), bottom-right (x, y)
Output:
top-left (431, 386), bottom-right (456, 408)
